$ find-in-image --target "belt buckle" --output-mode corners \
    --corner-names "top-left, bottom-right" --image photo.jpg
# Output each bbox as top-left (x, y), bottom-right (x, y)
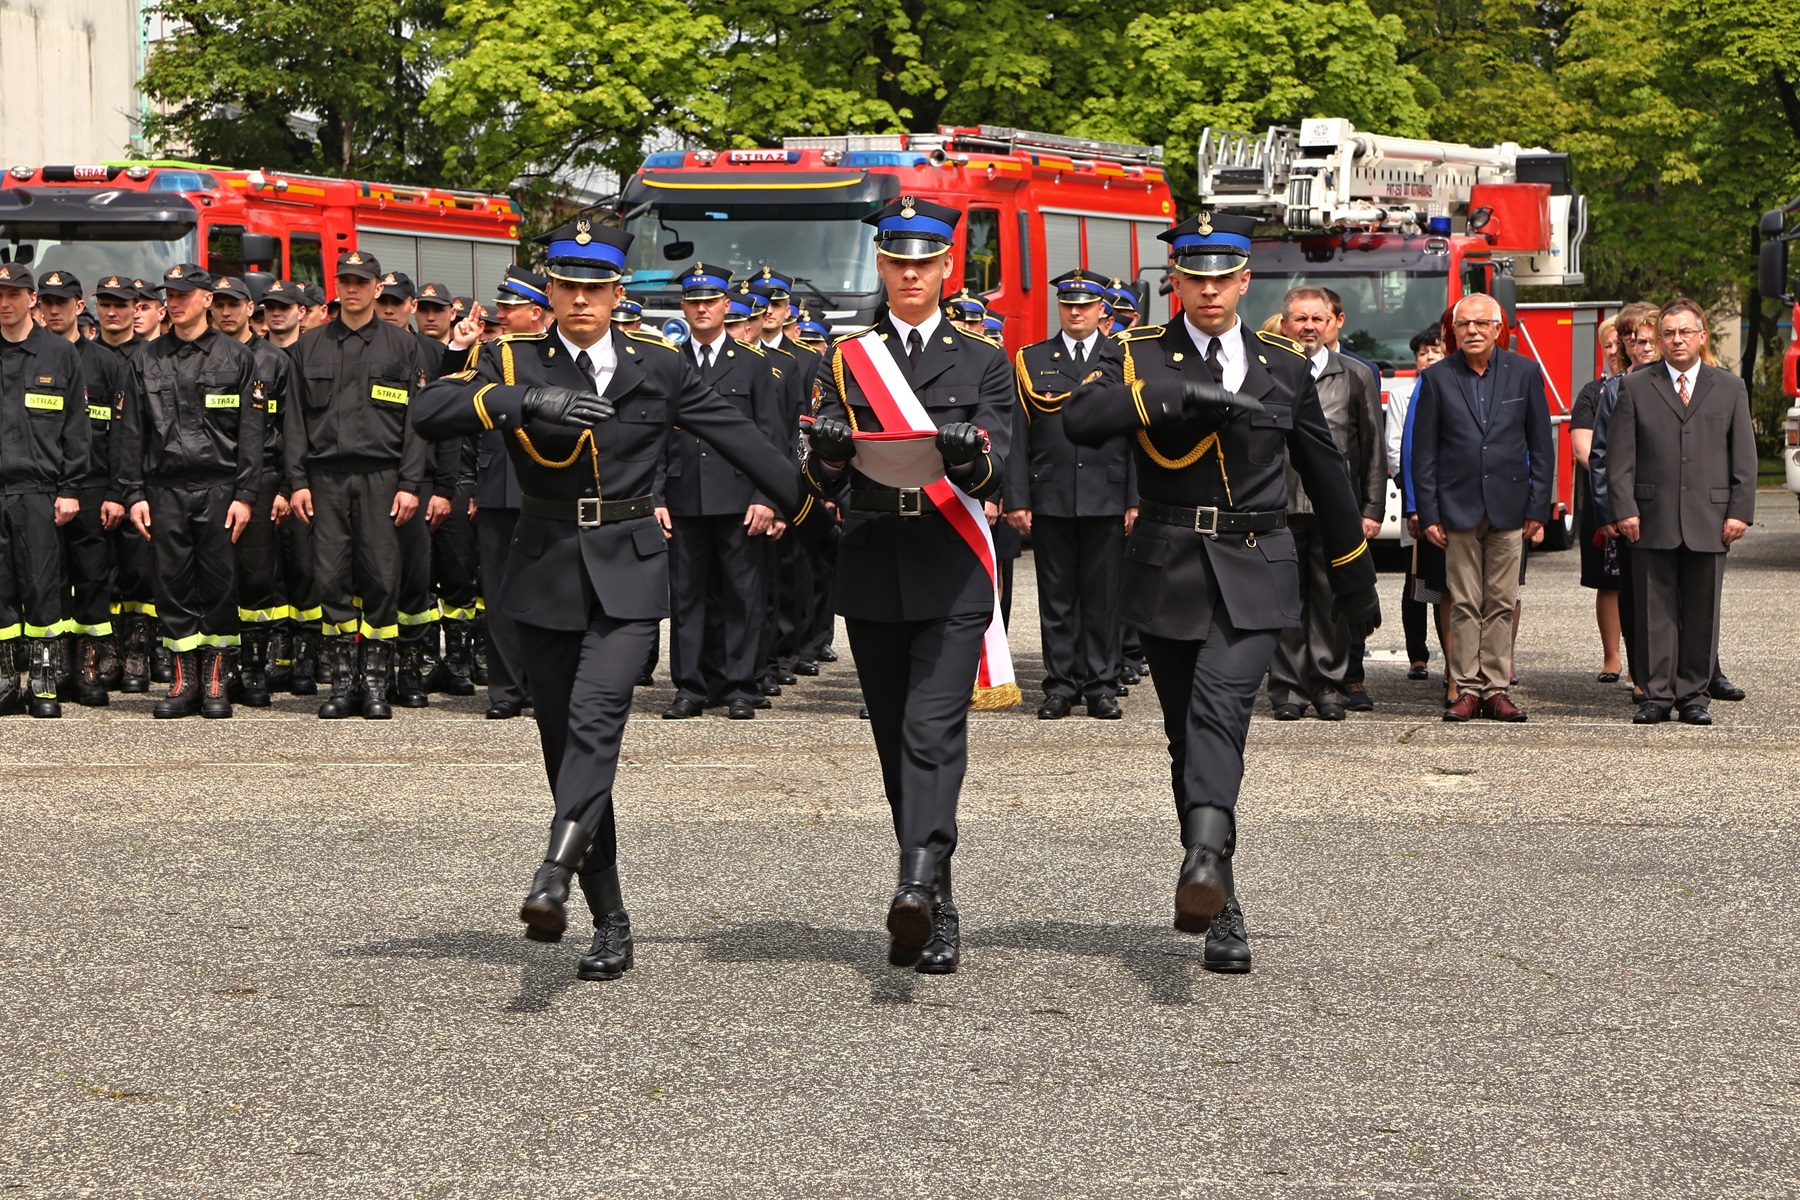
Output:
top-left (1194, 505), bottom-right (1220, 537)
top-left (896, 488), bottom-right (923, 517)
top-left (577, 497), bottom-right (602, 528)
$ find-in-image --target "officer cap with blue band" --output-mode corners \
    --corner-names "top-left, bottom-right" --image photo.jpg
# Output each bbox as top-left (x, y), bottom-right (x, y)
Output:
top-left (533, 217), bottom-right (631, 284)
top-left (747, 267), bottom-right (793, 302)
top-left (612, 294), bottom-right (644, 320)
top-left (1052, 268), bottom-right (1111, 305)
top-left (723, 282), bottom-right (768, 323)
top-left (795, 310), bottom-right (830, 342)
top-left (1104, 278), bottom-right (1139, 312)
top-left (497, 265), bottom-right (551, 307)
top-left (944, 288), bottom-right (987, 320)
top-left (862, 194), bottom-right (961, 260)
top-left (982, 312), bottom-right (1006, 337)
top-left (679, 261), bottom-right (732, 299)
top-left (1159, 211), bottom-right (1257, 277)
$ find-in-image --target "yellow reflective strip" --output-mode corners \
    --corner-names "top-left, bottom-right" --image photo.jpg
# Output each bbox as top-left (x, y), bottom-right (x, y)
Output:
top-left (439, 606), bottom-right (479, 621)
top-left (65, 621), bottom-right (114, 636)
top-left (359, 621), bottom-right (398, 640)
top-left (295, 606), bottom-right (323, 621)
top-left (162, 632), bottom-right (207, 652)
top-left (396, 610), bottom-right (441, 626)
top-left (0, 625), bottom-right (21, 640)
top-left (1331, 540), bottom-right (1369, 568)
top-left (236, 606), bottom-right (294, 623)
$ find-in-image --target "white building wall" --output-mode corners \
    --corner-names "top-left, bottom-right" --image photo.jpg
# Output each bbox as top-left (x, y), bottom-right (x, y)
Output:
top-left (0, 0), bottom-right (143, 164)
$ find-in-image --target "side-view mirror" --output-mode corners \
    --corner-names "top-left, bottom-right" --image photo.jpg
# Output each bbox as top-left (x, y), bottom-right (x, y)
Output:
top-left (1490, 273), bottom-right (1518, 327)
top-left (662, 240), bottom-right (695, 262)
top-left (1759, 208), bottom-right (1786, 239)
top-left (1759, 234), bottom-right (1790, 301)
top-left (240, 232), bottom-right (279, 270)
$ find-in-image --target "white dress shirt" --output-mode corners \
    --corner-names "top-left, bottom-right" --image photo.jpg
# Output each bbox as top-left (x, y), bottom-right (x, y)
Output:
top-left (559, 327), bottom-right (617, 395)
top-left (1182, 315), bottom-right (1248, 392)
top-left (888, 307), bottom-right (944, 355)
top-left (1062, 330), bottom-right (1101, 364)
top-left (1309, 345), bottom-right (1330, 380)
top-left (689, 330), bottom-right (728, 373)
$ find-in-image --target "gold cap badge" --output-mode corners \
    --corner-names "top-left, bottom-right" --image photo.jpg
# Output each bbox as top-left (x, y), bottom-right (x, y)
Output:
top-left (575, 217), bottom-right (592, 246)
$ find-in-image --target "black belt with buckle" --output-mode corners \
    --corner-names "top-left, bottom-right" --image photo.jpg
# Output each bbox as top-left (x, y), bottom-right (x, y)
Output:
top-left (1139, 500), bottom-right (1287, 537)
top-left (518, 494), bottom-right (655, 528)
top-left (849, 488), bottom-right (938, 517)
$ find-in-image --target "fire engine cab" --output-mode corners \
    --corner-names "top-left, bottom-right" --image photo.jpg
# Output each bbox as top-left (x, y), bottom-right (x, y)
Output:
top-left (615, 126), bottom-right (1176, 347)
top-left (1198, 118), bottom-right (1606, 549)
top-left (1755, 196), bottom-right (1800, 503)
top-left (0, 162), bottom-right (518, 300)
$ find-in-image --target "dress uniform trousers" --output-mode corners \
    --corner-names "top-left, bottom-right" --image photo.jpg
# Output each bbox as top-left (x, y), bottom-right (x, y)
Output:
top-left (1266, 513), bottom-right (1351, 710)
top-left (668, 514), bottom-right (765, 706)
top-left (309, 466), bottom-right (402, 639)
top-left (515, 567), bottom-right (659, 875)
top-left (800, 541), bottom-right (837, 660)
top-left (0, 493), bottom-right (66, 639)
top-left (1032, 515), bottom-right (1123, 702)
top-left (235, 470), bottom-right (287, 626)
top-left (61, 484), bottom-right (116, 635)
top-left (847, 609), bottom-right (989, 857)
top-left (1139, 562), bottom-right (1280, 822)
top-left (146, 482), bottom-right (242, 648)
top-left (395, 482), bottom-right (437, 643)
top-left (476, 506), bottom-right (529, 706)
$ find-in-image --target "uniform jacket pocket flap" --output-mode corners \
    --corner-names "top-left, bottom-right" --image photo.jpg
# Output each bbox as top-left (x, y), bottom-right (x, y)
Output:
top-left (1257, 535), bottom-right (1298, 563)
top-left (1249, 405), bottom-right (1293, 430)
top-left (631, 523), bottom-right (667, 557)
top-left (618, 399), bottom-right (665, 425)
top-left (1126, 531), bottom-right (1169, 565)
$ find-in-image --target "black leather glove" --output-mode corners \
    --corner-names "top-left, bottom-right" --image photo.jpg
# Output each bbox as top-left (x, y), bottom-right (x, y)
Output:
top-left (1332, 585), bottom-right (1383, 641)
top-left (807, 417), bottom-right (855, 464)
top-left (521, 386), bottom-right (612, 428)
top-left (936, 422), bottom-right (988, 468)
top-left (1181, 379), bottom-right (1264, 420)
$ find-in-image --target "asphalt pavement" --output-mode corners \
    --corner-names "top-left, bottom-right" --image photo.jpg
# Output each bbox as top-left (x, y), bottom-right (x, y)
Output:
top-left (4, 494), bottom-right (1798, 1198)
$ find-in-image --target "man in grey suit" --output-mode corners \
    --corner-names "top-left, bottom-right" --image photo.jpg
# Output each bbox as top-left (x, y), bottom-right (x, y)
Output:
top-left (1266, 286), bottom-right (1386, 720)
top-left (1606, 298), bottom-right (1755, 726)
top-left (1410, 292), bottom-right (1552, 722)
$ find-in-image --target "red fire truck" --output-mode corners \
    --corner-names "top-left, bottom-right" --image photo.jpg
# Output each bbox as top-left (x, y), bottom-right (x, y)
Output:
top-left (0, 161), bottom-right (518, 299)
top-left (1199, 119), bottom-right (1608, 549)
top-left (1755, 197), bottom-right (1800, 501)
top-left (615, 126), bottom-right (1176, 347)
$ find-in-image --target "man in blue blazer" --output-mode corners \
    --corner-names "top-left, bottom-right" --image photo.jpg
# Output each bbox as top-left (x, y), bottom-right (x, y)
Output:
top-left (1409, 293), bottom-right (1551, 722)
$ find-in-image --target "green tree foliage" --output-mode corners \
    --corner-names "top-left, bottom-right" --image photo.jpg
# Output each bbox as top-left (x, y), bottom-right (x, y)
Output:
top-left (140, 0), bottom-right (450, 182)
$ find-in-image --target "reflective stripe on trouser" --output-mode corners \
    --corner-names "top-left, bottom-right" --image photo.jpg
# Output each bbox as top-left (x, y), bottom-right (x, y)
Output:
top-left (309, 466), bottom-right (403, 640)
top-left (0, 492), bottom-right (67, 644)
top-left (146, 482), bottom-right (243, 650)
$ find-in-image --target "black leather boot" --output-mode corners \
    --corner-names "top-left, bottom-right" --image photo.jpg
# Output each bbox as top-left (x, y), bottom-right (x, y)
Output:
top-left (239, 631), bottom-right (271, 708)
top-left (575, 864), bottom-right (635, 980)
top-left (437, 620), bottom-right (477, 696)
top-left (26, 639), bottom-right (61, 718)
top-left (199, 646), bottom-right (233, 719)
top-left (1202, 853), bottom-right (1252, 973)
top-left (0, 641), bottom-right (21, 716)
top-left (316, 636), bottom-right (362, 719)
top-left (886, 848), bottom-right (937, 967)
top-left (75, 635), bottom-right (110, 707)
top-left (916, 858), bottom-right (961, 975)
top-left (360, 640), bottom-right (394, 720)
top-left (119, 615), bottom-right (151, 693)
top-left (151, 639), bottom-right (173, 684)
top-left (153, 650), bottom-right (201, 719)
top-left (99, 630), bottom-right (122, 689)
top-left (289, 627), bottom-right (319, 697)
top-left (519, 820), bottom-right (591, 943)
top-left (267, 623), bottom-right (294, 693)
top-left (470, 614), bottom-right (489, 685)
top-left (1175, 806), bottom-right (1233, 933)
top-left (54, 635), bottom-right (76, 701)
top-left (391, 640), bottom-right (429, 708)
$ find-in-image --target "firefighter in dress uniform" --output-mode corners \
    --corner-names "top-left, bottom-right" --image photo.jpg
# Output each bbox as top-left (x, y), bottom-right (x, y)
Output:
top-left (413, 221), bottom-right (832, 981)
top-left (1064, 213), bottom-right (1381, 973)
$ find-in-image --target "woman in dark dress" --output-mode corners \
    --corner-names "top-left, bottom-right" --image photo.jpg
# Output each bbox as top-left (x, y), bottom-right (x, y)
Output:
top-left (1571, 317), bottom-right (1624, 682)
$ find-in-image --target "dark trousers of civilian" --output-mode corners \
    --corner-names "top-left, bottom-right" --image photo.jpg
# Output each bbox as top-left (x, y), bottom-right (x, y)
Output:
top-left (476, 507), bottom-right (529, 707)
top-left (61, 483), bottom-right (115, 635)
top-left (309, 467), bottom-right (401, 640)
top-left (1266, 513), bottom-right (1351, 710)
top-left (0, 492), bottom-right (65, 637)
top-left (1032, 515), bottom-right (1123, 703)
top-left (516, 579), bottom-right (658, 877)
top-left (1631, 545), bottom-right (1723, 710)
top-left (847, 611), bottom-right (987, 860)
top-left (146, 482), bottom-right (240, 649)
top-left (668, 513), bottom-right (764, 706)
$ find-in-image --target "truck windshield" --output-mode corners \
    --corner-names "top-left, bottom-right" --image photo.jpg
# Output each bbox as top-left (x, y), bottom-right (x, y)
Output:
top-left (623, 207), bottom-right (879, 295)
top-left (0, 222), bottom-right (200, 289)
top-left (1240, 237), bottom-right (1452, 369)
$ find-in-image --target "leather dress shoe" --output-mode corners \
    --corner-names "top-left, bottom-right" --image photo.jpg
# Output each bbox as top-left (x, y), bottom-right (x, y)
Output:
top-left (751, 694), bottom-right (772, 710)
top-left (1678, 704), bottom-right (1713, 726)
top-left (1088, 694), bottom-right (1123, 720)
top-left (916, 860), bottom-right (960, 975)
top-left (1708, 675), bottom-right (1746, 702)
top-left (486, 699), bottom-right (525, 720)
top-left (1174, 807), bottom-right (1231, 933)
top-left (1443, 694), bottom-right (1480, 722)
top-left (818, 647), bottom-right (838, 663)
top-left (1480, 693), bottom-right (1528, 722)
top-left (1272, 703), bottom-right (1305, 721)
top-left (662, 697), bottom-right (704, 720)
top-left (858, 706), bottom-right (870, 720)
top-left (1036, 695), bottom-right (1072, 720)
top-left (519, 820), bottom-right (590, 943)
top-left (775, 668), bottom-right (798, 686)
top-left (635, 668), bottom-right (654, 687)
top-left (1314, 702), bottom-right (1346, 721)
top-left (1407, 664), bottom-right (1431, 681)
top-left (727, 699), bottom-right (757, 720)
top-left (887, 849), bottom-right (936, 967)
top-left (574, 866), bottom-right (634, 980)
top-left (793, 660), bottom-right (820, 677)
top-left (1344, 684), bottom-right (1374, 712)
top-left (1202, 857), bottom-right (1251, 974)
top-left (1120, 664), bottom-right (1141, 686)
top-left (1632, 702), bottom-right (1668, 725)
top-left (758, 679), bottom-right (783, 697)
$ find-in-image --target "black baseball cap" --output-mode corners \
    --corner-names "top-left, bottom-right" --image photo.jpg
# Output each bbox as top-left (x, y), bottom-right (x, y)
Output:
top-left (212, 275), bottom-right (252, 301)
top-left (0, 263), bottom-right (35, 290)
top-left (36, 269), bottom-right (82, 299)
top-left (379, 271), bottom-right (416, 300)
top-left (134, 278), bottom-right (165, 302)
top-left (417, 281), bottom-right (454, 308)
top-left (261, 279), bottom-right (303, 308)
top-left (161, 263), bottom-right (213, 293)
top-left (335, 250), bottom-right (381, 280)
top-left (95, 275), bottom-right (137, 300)
top-left (301, 282), bottom-right (327, 307)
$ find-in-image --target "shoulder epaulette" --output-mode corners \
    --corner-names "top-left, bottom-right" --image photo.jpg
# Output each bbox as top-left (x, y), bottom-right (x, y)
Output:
top-left (828, 325), bottom-right (875, 345)
top-left (738, 342), bottom-right (766, 358)
top-left (765, 344), bottom-right (796, 359)
top-left (623, 328), bottom-right (676, 351)
top-left (1118, 324), bottom-right (1166, 342)
top-left (498, 330), bottom-right (549, 344)
top-left (963, 331), bottom-right (1005, 350)
top-left (1255, 329), bottom-right (1307, 357)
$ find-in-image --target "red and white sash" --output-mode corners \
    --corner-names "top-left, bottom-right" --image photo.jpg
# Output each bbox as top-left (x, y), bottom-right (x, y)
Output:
top-left (838, 330), bottom-right (1020, 709)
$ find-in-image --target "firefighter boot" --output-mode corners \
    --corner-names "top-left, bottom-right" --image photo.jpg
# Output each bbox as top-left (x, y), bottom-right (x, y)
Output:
top-left (199, 646), bottom-right (233, 719)
top-left (153, 650), bottom-right (201, 719)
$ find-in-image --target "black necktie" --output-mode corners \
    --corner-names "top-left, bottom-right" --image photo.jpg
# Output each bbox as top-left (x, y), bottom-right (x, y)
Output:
top-left (1073, 341), bottom-right (1086, 367)
top-left (907, 328), bottom-right (923, 368)
top-left (1202, 336), bottom-right (1222, 384)
top-left (696, 344), bottom-right (711, 376)
top-left (576, 349), bottom-right (594, 388)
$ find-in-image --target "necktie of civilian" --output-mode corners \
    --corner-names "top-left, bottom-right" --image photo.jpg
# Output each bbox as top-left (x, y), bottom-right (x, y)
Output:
top-left (1678, 373), bottom-right (1690, 406)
